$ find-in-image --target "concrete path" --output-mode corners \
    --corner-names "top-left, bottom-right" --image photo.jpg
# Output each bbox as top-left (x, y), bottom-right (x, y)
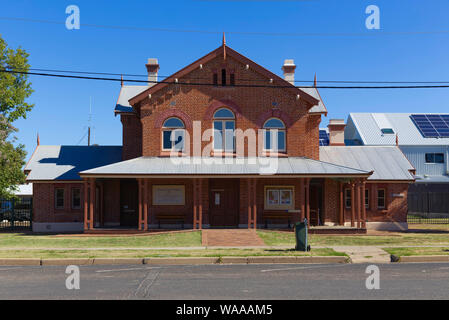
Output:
top-left (202, 229), bottom-right (265, 247)
top-left (332, 246), bottom-right (391, 264)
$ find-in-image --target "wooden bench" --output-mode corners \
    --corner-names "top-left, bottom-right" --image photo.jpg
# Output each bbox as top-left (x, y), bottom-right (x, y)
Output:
top-left (262, 212), bottom-right (293, 229)
top-left (155, 214), bottom-right (185, 229)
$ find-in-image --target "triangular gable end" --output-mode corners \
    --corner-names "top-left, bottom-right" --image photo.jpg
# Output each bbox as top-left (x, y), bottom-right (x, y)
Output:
top-left (128, 45), bottom-right (320, 108)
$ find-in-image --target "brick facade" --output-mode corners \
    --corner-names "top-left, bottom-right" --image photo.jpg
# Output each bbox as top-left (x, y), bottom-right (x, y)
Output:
top-left (31, 45), bottom-right (410, 232)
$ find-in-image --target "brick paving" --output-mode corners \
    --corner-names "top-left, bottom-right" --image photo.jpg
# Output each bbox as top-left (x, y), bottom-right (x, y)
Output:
top-left (202, 229), bottom-right (265, 247)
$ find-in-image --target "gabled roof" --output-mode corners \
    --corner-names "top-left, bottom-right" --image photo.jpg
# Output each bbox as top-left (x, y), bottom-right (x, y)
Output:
top-left (115, 85), bottom-right (151, 114)
top-left (79, 156), bottom-right (370, 177)
top-left (128, 45), bottom-right (320, 108)
top-left (24, 146), bottom-right (122, 181)
top-left (347, 113), bottom-right (449, 146)
top-left (320, 146), bottom-right (415, 181)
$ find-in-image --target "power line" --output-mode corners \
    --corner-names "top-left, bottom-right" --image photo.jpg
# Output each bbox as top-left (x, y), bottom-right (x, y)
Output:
top-left (1, 16), bottom-right (449, 37)
top-left (21, 67), bottom-right (449, 84)
top-left (2, 69), bottom-right (449, 89)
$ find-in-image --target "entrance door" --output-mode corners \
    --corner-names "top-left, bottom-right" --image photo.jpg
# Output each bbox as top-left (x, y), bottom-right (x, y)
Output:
top-left (120, 180), bottom-right (138, 227)
top-left (309, 182), bottom-right (324, 226)
top-left (209, 179), bottom-right (239, 227)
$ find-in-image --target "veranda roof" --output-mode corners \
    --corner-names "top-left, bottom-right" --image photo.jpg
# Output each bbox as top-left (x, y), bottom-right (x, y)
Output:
top-left (79, 156), bottom-right (371, 178)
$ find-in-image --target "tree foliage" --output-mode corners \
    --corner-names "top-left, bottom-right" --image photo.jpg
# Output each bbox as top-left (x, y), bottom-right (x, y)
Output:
top-left (0, 35), bottom-right (33, 198)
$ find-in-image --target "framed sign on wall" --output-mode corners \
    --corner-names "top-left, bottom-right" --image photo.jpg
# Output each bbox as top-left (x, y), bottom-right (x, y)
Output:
top-left (152, 185), bottom-right (185, 205)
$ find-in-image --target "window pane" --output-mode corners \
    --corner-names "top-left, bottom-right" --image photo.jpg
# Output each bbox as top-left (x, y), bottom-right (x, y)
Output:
top-left (435, 153), bottom-right (445, 163)
top-left (267, 189), bottom-right (279, 205)
top-left (425, 153), bottom-right (434, 163)
top-left (365, 189), bottom-right (369, 208)
top-left (214, 108), bottom-right (234, 119)
top-left (345, 189), bottom-right (351, 208)
top-left (213, 121), bottom-right (223, 150)
top-left (163, 117), bottom-right (184, 128)
top-left (163, 130), bottom-right (172, 149)
top-left (264, 130), bottom-right (271, 150)
top-left (378, 190), bottom-right (385, 208)
top-left (278, 131), bottom-right (285, 151)
top-left (225, 121), bottom-right (235, 151)
top-left (264, 118), bottom-right (285, 128)
top-left (72, 189), bottom-right (81, 209)
top-left (56, 189), bottom-right (64, 208)
top-left (173, 130), bottom-right (184, 151)
top-left (280, 190), bottom-right (292, 205)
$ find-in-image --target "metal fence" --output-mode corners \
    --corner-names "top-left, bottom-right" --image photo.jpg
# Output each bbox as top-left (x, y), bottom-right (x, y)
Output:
top-left (408, 191), bottom-right (449, 224)
top-left (0, 198), bottom-right (32, 230)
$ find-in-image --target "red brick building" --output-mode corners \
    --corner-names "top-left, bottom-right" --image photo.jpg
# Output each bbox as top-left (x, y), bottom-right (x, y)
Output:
top-left (25, 41), bottom-right (415, 233)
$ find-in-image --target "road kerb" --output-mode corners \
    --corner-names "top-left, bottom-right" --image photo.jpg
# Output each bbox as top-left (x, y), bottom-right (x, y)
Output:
top-left (93, 258), bottom-right (144, 265)
top-left (220, 257), bottom-right (248, 264)
top-left (41, 258), bottom-right (94, 266)
top-left (0, 258), bottom-right (41, 266)
top-left (394, 255), bottom-right (449, 263)
top-left (144, 257), bottom-right (218, 265)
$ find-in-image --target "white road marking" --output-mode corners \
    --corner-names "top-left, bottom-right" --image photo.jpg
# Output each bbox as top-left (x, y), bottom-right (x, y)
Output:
top-left (0, 267), bottom-right (22, 271)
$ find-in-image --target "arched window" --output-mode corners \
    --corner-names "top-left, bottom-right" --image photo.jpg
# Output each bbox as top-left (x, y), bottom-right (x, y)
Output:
top-left (213, 108), bottom-right (235, 151)
top-left (263, 118), bottom-right (286, 152)
top-left (162, 117), bottom-right (185, 151)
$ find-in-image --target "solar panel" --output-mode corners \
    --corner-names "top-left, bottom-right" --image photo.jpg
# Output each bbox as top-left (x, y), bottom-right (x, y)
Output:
top-left (410, 114), bottom-right (449, 138)
top-left (319, 130), bottom-right (330, 146)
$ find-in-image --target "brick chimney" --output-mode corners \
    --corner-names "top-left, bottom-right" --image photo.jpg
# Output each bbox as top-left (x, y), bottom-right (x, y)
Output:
top-left (327, 119), bottom-right (346, 146)
top-left (145, 58), bottom-right (159, 84)
top-left (282, 59), bottom-right (296, 85)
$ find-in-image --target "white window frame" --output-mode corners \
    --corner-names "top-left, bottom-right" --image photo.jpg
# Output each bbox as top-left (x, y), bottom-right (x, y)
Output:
top-left (263, 118), bottom-right (286, 152)
top-left (161, 118), bottom-right (185, 152)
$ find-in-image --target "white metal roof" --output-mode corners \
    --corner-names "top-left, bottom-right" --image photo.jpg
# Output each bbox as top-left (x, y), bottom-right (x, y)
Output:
top-left (12, 184), bottom-right (33, 196)
top-left (79, 156), bottom-right (370, 177)
top-left (114, 85), bottom-right (152, 113)
top-left (348, 113), bottom-right (449, 146)
top-left (320, 146), bottom-right (415, 181)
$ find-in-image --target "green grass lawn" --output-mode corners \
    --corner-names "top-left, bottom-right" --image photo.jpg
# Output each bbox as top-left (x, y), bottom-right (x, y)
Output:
top-left (0, 248), bottom-right (345, 259)
top-left (257, 226), bottom-right (449, 247)
top-left (384, 247), bottom-right (449, 257)
top-left (0, 231), bottom-right (202, 248)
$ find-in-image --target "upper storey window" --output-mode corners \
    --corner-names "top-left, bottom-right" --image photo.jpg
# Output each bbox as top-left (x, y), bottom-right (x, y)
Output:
top-left (213, 108), bottom-right (235, 152)
top-left (162, 117), bottom-right (185, 151)
top-left (263, 118), bottom-right (286, 152)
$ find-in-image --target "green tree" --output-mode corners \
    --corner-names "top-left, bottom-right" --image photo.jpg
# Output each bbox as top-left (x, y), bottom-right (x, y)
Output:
top-left (0, 117), bottom-right (27, 198)
top-left (0, 35), bottom-right (33, 198)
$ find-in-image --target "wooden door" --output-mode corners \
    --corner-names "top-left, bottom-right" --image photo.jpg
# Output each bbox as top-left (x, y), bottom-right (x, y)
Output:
top-left (120, 180), bottom-right (138, 227)
top-left (209, 179), bottom-right (239, 227)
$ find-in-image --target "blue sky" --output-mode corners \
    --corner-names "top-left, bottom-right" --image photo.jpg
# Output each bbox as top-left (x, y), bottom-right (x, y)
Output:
top-left (1, 0), bottom-right (449, 158)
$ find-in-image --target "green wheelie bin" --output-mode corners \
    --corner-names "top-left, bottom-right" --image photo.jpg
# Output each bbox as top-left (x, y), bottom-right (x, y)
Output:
top-left (295, 218), bottom-right (310, 251)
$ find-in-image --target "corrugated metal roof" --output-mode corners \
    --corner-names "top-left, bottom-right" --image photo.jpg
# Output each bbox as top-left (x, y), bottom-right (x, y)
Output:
top-left (12, 184), bottom-right (33, 196)
top-left (25, 146), bottom-right (122, 181)
top-left (320, 146), bottom-right (415, 181)
top-left (301, 87), bottom-right (327, 114)
top-left (114, 85), bottom-right (152, 113)
top-left (348, 113), bottom-right (449, 146)
top-left (79, 156), bottom-right (370, 177)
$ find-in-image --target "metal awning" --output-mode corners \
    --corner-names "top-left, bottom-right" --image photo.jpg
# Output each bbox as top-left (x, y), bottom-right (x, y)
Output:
top-left (79, 156), bottom-right (371, 178)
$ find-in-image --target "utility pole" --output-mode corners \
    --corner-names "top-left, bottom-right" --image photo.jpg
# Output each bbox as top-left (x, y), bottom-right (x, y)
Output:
top-left (88, 97), bottom-right (92, 146)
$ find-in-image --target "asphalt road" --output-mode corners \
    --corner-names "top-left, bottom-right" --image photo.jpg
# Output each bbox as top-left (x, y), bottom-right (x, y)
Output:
top-left (1, 263), bottom-right (449, 299)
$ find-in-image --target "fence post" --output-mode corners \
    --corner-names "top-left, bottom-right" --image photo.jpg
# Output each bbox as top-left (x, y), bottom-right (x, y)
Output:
top-left (11, 198), bottom-right (15, 229)
top-left (30, 198), bottom-right (33, 230)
